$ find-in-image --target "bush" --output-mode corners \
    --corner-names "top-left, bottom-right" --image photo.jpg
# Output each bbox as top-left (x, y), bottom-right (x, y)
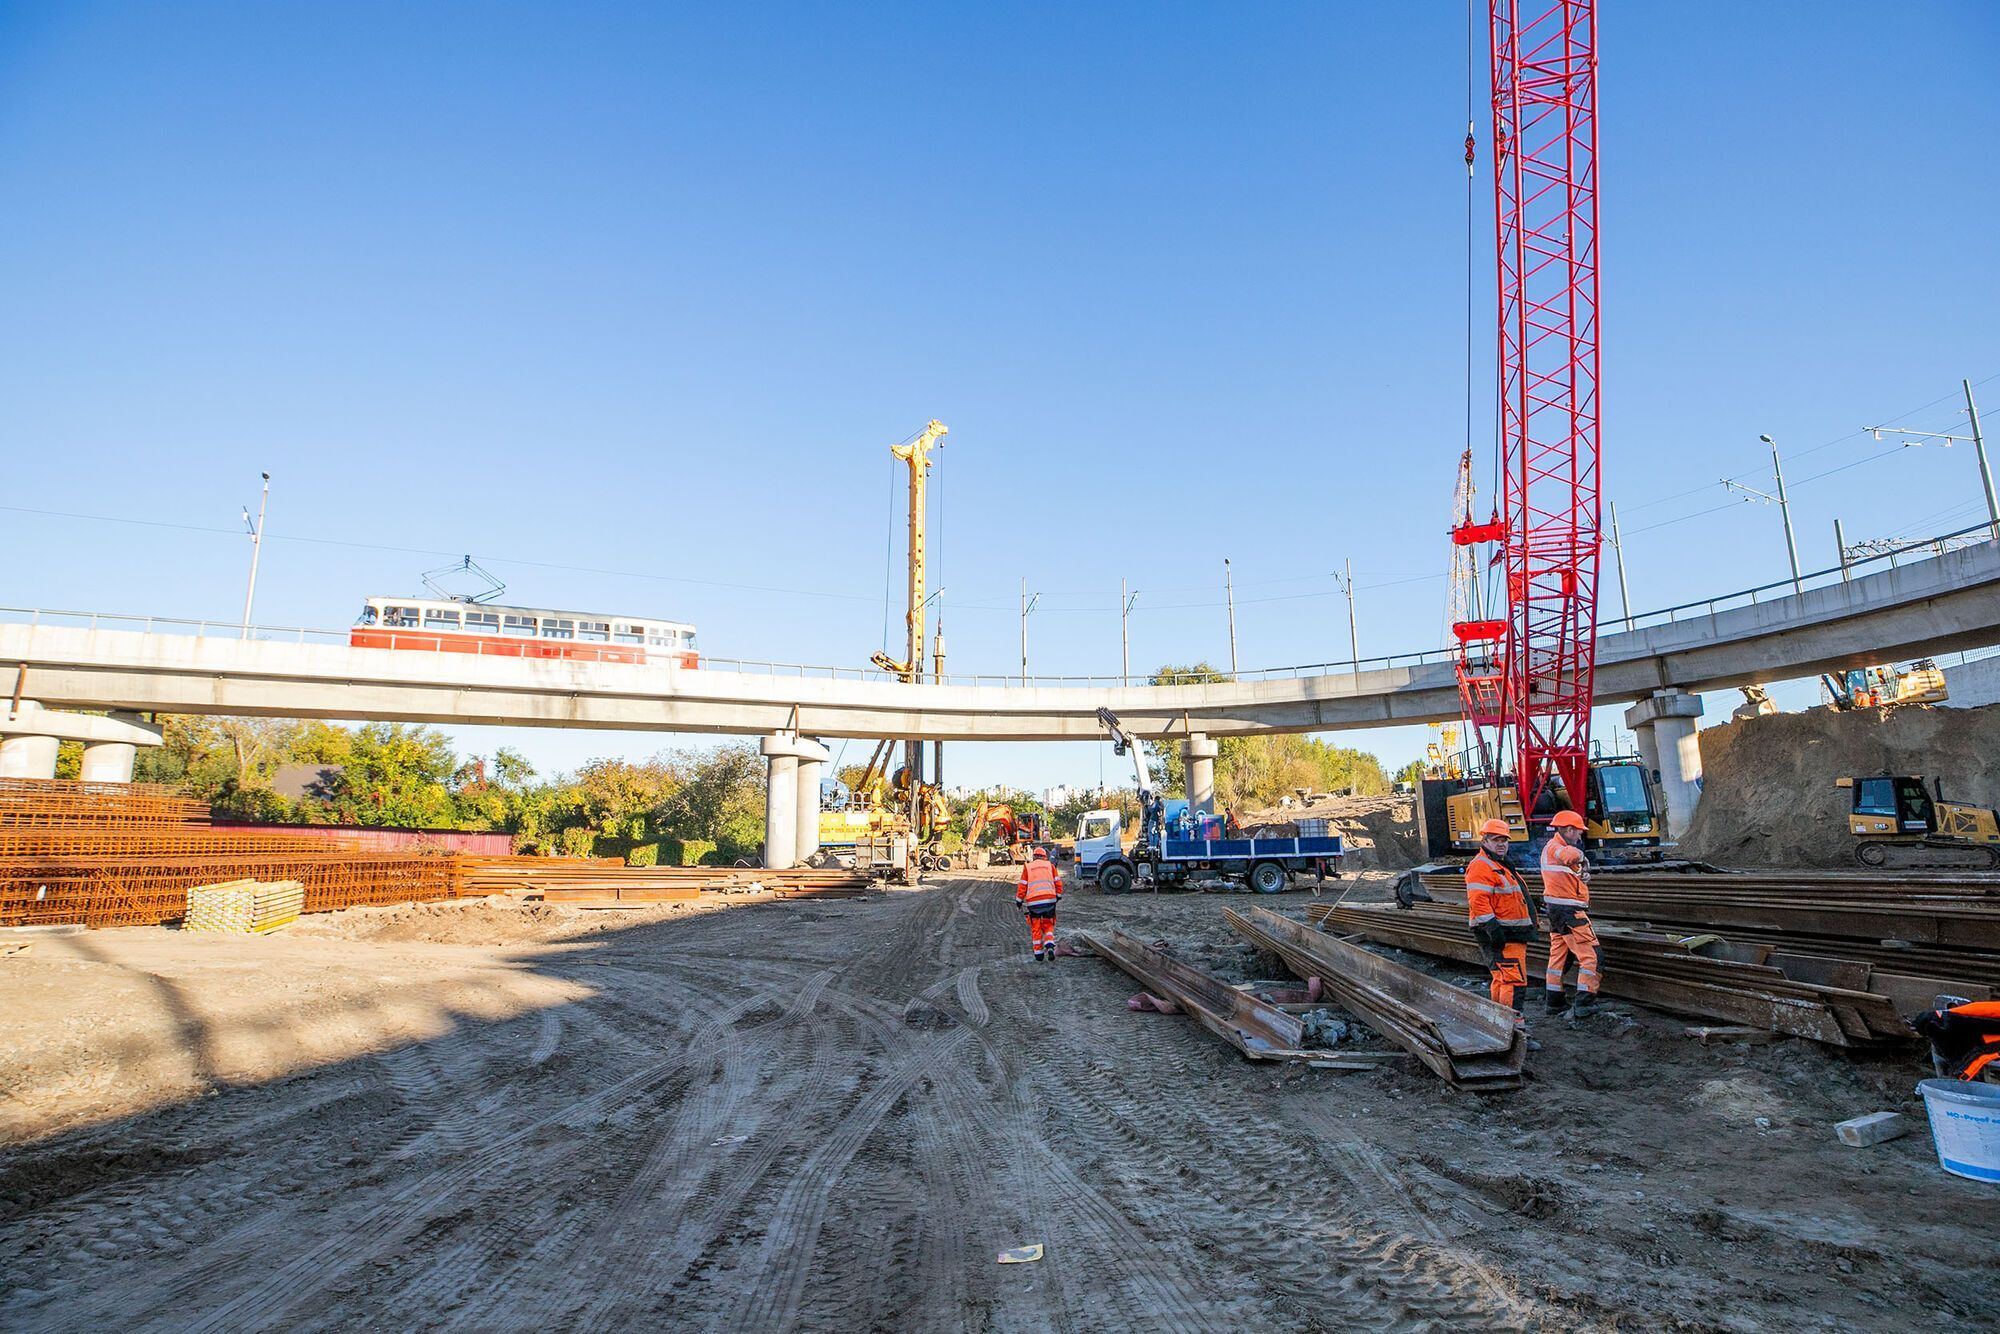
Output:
top-left (662, 838), bottom-right (717, 867)
top-left (626, 843), bottom-right (659, 867)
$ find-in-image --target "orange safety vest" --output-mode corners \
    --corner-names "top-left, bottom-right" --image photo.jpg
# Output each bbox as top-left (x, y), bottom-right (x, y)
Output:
top-left (1017, 859), bottom-right (1063, 908)
top-left (1539, 839), bottom-right (1591, 909)
top-left (1465, 851), bottom-right (1532, 928)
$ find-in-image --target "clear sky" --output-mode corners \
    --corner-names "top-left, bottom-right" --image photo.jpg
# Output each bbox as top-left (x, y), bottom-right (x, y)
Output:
top-left (4, 2), bottom-right (1996, 793)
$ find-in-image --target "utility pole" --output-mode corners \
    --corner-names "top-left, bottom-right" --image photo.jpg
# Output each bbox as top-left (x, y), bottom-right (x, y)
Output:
top-left (1723, 437), bottom-right (1801, 594)
top-left (1609, 499), bottom-right (1633, 630)
top-left (1019, 578), bottom-right (1039, 685)
top-left (1764, 434), bottom-right (1802, 594)
top-left (1834, 518), bottom-right (1850, 582)
top-left (1967, 379), bottom-right (1998, 539)
top-left (240, 471), bottom-right (270, 637)
top-left (1332, 560), bottom-right (1359, 681)
top-left (1121, 579), bottom-right (1139, 686)
top-left (1223, 558), bottom-right (1238, 675)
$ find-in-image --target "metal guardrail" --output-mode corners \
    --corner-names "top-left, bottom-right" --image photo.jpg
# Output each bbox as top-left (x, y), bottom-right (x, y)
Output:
top-left (0, 522), bottom-right (1990, 689)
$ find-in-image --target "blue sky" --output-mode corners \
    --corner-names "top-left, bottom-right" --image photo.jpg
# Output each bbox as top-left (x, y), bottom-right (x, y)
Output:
top-left (3, 2), bottom-right (1996, 792)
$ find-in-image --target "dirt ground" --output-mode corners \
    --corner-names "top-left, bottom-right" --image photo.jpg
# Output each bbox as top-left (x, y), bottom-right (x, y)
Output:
top-left (2, 873), bottom-right (1995, 1331)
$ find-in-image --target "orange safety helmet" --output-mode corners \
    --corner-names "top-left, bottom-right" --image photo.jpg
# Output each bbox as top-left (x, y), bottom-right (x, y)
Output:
top-left (1550, 810), bottom-right (1588, 831)
top-left (1031, 845), bottom-right (1050, 859)
top-left (1478, 818), bottom-right (1514, 839)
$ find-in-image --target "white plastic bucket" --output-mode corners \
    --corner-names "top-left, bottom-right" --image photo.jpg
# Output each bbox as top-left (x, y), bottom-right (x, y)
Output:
top-left (1917, 1078), bottom-right (2000, 1183)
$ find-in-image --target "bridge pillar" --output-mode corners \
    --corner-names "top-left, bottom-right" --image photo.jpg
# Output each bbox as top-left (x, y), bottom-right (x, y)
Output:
top-left (1624, 690), bottom-right (1704, 838)
top-left (0, 733), bottom-right (60, 780)
top-left (793, 739), bottom-right (829, 867)
top-left (1182, 733), bottom-right (1219, 818)
top-left (762, 733), bottom-right (828, 869)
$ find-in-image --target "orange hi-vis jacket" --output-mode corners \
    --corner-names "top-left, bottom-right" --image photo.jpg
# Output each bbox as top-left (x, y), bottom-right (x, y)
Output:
top-left (1539, 839), bottom-right (1591, 909)
top-left (1017, 860), bottom-right (1063, 909)
top-left (1465, 851), bottom-right (1532, 928)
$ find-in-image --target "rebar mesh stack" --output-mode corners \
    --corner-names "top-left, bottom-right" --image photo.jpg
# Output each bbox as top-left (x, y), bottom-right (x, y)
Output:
top-left (0, 778), bottom-right (463, 929)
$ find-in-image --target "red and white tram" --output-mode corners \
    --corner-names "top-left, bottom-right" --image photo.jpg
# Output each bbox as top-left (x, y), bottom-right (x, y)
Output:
top-left (350, 597), bottom-right (698, 667)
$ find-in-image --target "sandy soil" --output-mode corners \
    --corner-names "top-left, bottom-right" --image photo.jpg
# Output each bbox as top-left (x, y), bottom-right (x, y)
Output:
top-left (1, 873), bottom-right (1993, 1331)
top-left (1243, 793), bottom-right (1425, 871)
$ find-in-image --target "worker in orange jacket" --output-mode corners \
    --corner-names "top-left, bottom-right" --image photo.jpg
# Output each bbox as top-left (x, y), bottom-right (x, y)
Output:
top-left (1465, 817), bottom-right (1536, 1021)
top-left (1540, 809), bottom-right (1602, 1017)
top-left (1016, 845), bottom-right (1064, 961)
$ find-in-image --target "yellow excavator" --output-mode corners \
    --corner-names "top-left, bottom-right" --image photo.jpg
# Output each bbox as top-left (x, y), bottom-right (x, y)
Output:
top-left (1420, 755), bottom-right (1666, 864)
top-left (1822, 660), bottom-right (1949, 710)
top-left (1836, 774), bottom-right (2000, 869)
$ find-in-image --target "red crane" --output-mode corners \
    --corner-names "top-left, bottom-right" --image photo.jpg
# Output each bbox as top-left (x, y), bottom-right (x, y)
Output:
top-left (1455, 1), bottom-right (1601, 821)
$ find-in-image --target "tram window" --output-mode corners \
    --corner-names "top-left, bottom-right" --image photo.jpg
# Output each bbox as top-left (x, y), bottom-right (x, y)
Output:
top-left (503, 614), bottom-right (537, 636)
top-left (464, 611), bottom-right (500, 635)
top-left (543, 619), bottom-right (575, 640)
top-left (358, 606), bottom-right (379, 627)
top-left (424, 608), bottom-right (460, 630)
top-left (613, 624), bottom-right (644, 644)
top-left (646, 634), bottom-right (670, 646)
top-left (578, 620), bottom-right (610, 643)
top-left (385, 606), bottom-right (419, 628)
top-left (679, 629), bottom-right (696, 648)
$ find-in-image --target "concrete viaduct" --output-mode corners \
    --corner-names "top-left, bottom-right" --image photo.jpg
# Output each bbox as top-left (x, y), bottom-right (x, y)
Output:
top-left (4, 536), bottom-right (1997, 863)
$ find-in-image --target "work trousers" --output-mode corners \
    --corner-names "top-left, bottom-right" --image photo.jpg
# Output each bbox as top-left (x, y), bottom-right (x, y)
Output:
top-left (1024, 906), bottom-right (1057, 955)
top-left (1486, 941), bottom-right (1529, 1009)
top-left (1546, 915), bottom-right (1601, 996)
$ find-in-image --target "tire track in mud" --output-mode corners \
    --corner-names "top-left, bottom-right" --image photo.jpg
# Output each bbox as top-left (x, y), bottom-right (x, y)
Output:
top-left (506, 969), bottom-right (841, 1330)
top-left (68, 963), bottom-right (757, 1334)
top-left (1026, 1006), bottom-right (1532, 1331)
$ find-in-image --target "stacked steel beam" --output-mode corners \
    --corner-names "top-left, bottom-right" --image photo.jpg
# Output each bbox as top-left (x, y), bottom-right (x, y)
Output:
top-left (1414, 868), bottom-right (2000, 994)
top-left (0, 779), bottom-right (462, 929)
top-left (1312, 902), bottom-right (1925, 1047)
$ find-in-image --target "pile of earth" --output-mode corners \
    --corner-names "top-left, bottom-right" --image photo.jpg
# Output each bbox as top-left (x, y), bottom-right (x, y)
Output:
top-left (1240, 793), bottom-right (1421, 871)
top-left (1678, 701), bottom-right (2000, 868)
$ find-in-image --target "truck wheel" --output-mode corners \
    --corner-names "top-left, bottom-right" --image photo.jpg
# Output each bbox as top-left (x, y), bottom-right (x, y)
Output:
top-left (936, 854), bottom-right (954, 871)
top-left (1099, 862), bottom-right (1135, 895)
top-left (1247, 860), bottom-right (1287, 894)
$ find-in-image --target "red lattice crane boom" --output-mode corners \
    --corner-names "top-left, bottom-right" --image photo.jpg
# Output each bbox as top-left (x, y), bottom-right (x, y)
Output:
top-left (1487, 0), bottom-right (1602, 819)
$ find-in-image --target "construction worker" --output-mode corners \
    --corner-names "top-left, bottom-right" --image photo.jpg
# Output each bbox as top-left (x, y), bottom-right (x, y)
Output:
top-left (1465, 817), bottom-right (1536, 1023)
top-left (1540, 809), bottom-right (1602, 1017)
top-left (1016, 845), bottom-right (1064, 961)
top-left (1912, 999), bottom-right (2000, 1082)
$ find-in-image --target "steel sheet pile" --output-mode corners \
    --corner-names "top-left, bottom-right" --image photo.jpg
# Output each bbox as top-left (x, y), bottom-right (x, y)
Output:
top-left (0, 777), bottom-right (463, 928)
top-left (1305, 864), bottom-right (2000, 1045)
top-left (458, 857), bottom-right (873, 904)
top-left (1226, 905), bottom-right (1527, 1090)
top-left (1078, 925), bottom-right (1311, 1061)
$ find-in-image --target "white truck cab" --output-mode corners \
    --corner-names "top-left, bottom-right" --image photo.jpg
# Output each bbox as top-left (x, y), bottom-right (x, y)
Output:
top-left (1074, 808), bottom-right (1124, 876)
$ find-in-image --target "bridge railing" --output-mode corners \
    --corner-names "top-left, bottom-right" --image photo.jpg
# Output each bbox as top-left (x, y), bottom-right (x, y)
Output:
top-left (0, 522), bottom-right (1988, 688)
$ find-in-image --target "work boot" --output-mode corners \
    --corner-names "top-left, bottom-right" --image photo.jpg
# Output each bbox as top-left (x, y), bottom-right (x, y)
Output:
top-left (1572, 991), bottom-right (1602, 1018)
top-left (1544, 989), bottom-right (1570, 1016)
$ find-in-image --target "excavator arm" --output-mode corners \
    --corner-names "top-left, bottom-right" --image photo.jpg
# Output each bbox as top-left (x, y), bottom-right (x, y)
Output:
top-left (1095, 708), bottom-right (1154, 801)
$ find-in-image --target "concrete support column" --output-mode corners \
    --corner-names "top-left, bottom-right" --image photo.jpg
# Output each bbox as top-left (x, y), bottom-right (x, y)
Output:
top-left (793, 738), bottom-right (830, 868)
top-left (1182, 733), bottom-right (1219, 818)
top-left (760, 733), bottom-right (829, 870)
top-left (1624, 689), bottom-right (1705, 838)
top-left (79, 740), bottom-right (138, 783)
top-left (0, 733), bottom-right (59, 780)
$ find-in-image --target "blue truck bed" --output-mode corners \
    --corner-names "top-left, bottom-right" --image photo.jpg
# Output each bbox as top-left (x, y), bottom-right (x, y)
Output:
top-left (1159, 835), bottom-right (1344, 863)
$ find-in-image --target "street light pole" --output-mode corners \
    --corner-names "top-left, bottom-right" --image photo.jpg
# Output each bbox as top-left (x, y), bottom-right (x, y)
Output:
top-left (1223, 558), bottom-right (1238, 675)
top-left (240, 471), bottom-right (270, 637)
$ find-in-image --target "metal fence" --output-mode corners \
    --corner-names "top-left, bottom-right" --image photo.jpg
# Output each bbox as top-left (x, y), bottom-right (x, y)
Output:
top-left (0, 522), bottom-right (1989, 689)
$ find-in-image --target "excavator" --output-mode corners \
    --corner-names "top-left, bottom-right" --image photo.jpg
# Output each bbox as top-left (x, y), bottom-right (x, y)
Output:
top-left (964, 801), bottom-right (1047, 866)
top-left (1836, 774), bottom-right (2000, 869)
top-left (1822, 660), bottom-right (1949, 711)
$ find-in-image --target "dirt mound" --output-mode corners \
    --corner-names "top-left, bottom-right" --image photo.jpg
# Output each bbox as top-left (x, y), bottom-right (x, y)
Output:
top-left (1244, 793), bottom-right (1421, 871)
top-left (1678, 702), bottom-right (2000, 867)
